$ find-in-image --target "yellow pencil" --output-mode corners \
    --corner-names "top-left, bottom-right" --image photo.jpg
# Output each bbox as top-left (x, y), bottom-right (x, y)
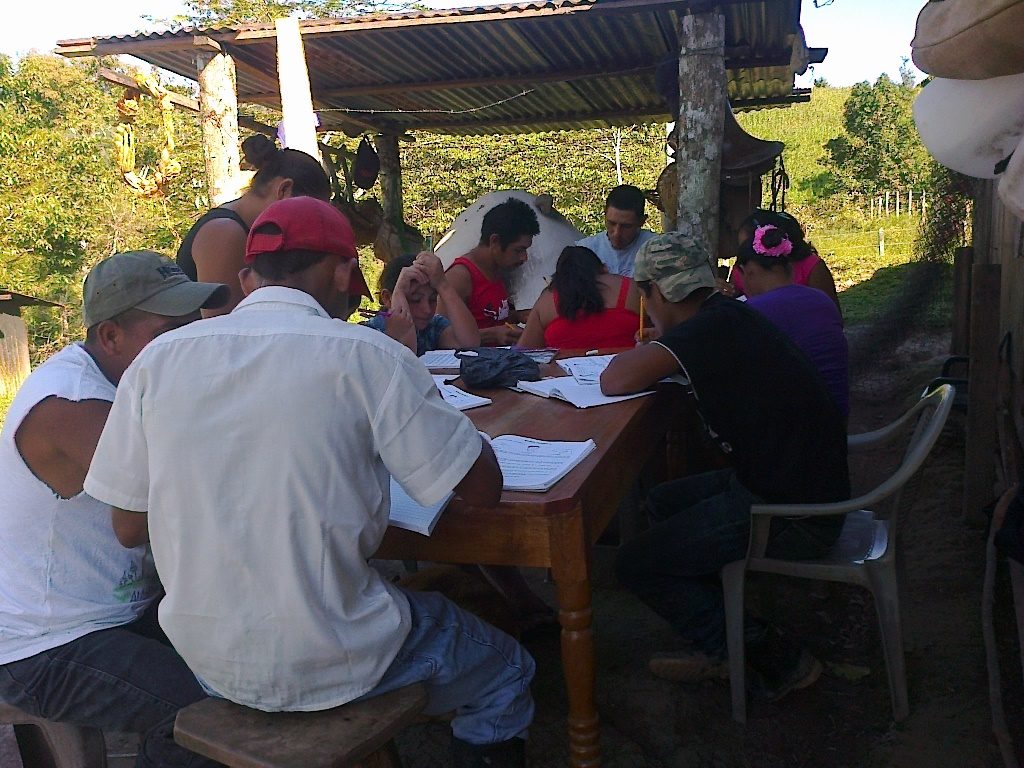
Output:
top-left (639, 294), bottom-right (645, 343)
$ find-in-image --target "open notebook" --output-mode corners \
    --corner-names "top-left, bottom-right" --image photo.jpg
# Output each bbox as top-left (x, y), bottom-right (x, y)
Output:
top-left (556, 354), bottom-right (617, 384)
top-left (491, 435), bottom-right (596, 492)
top-left (515, 378), bottom-right (652, 409)
top-left (388, 478), bottom-right (454, 536)
top-left (432, 375), bottom-right (492, 411)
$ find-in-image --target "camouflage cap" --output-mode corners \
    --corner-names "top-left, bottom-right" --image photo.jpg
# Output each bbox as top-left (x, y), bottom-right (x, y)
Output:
top-left (633, 232), bottom-right (716, 302)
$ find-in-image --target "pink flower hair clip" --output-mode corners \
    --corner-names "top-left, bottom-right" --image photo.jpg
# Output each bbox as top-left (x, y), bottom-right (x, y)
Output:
top-left (752, 225), bottom-right (793, 258)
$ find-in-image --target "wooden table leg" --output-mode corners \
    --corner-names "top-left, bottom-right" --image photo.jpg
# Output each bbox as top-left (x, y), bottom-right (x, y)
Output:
top-left (550, 509), bottom-right (600, 767)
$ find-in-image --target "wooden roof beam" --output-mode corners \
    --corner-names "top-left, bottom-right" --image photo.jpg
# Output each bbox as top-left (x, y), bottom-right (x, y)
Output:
top-left (96, 68), bottom-right (377, 154)
top-left (405, 91), bottom-right (810, 132)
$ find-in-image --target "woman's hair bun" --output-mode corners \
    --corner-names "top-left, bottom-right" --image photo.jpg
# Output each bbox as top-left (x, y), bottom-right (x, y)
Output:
top-left (241, 134), bottom-right (279, 170)
top-left (760, 226), bottom-right (786, 249)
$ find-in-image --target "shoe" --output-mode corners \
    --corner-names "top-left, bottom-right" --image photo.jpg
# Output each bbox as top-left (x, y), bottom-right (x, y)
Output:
top-left (748, 648), bottom-right (823, 702)
top-left (648, 649), bottom-right (729, 682)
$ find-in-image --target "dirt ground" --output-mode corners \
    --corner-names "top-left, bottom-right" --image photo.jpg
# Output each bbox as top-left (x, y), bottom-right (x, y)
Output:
top-left (2, 330), bottom-right (1022, 768)
top-left (395, 329), bottom-right (1024, 767)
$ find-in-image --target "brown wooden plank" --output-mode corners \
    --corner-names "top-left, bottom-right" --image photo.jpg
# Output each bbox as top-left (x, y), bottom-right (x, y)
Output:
top-left (174, 684), bottom-right (426, 768)
top-left (963, 264), bottom-right (1001, 525)
top-left (951, 246), bottom-right (973, 356)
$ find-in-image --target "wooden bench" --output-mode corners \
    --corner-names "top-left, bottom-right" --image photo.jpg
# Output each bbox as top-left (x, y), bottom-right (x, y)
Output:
top-left (173, 683), bottom-right (427, 768)
top-left (0, 702), bottom-right (107, 768)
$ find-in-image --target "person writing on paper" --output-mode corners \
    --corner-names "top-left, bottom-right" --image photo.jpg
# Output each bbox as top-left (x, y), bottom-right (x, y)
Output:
top-left (575, 184), bottom-right (657, 277)
top-left (86, 197), bottom-right (536, 768)
top-left (723, 208), bottom-right (840, 313)
top-left (440, 197), bottom-right (539, 346)
top-left (176, 135), bottom-right (331, 315)
top-left (600, 232), bottom-right (849, 702)
top-left (0, 251), bottom-right (229, 768)
top-left (519, 245), bottom-right (641, 349)
top-left (364, 251), bottom-right (480, 355)
top-left (735, 224), bottom-right (849, 418)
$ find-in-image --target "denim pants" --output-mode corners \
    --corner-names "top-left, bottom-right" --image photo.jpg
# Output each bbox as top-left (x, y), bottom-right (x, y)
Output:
top-left (0, 601), bottom-right (216, 768)
top-left (356, 587), bottom-right (535, 745)
top-left (615, 469), bottom-right (837, 657)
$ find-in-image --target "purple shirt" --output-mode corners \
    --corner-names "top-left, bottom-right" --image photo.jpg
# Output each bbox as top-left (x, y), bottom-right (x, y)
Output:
top-left (746, 284), bottom-right (849, 417)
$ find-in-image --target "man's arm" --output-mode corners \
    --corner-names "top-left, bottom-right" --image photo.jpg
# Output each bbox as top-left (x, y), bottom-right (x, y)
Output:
top-left (453, 438), bottom-right (502, 507)
top-left (436, 263), bottom-right (473, 316)
top-left (600, 343), bottom-right (679, 395)
top-left (112, 507), bottom-right (149, 547)
top-left (14, 397), bottom-right (111, 499)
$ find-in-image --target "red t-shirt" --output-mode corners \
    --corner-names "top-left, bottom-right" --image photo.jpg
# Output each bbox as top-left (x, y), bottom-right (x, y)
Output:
top-left (450, 256), bottom-right (511, 329)
top-left (545, 277), bottom-right (639, 349)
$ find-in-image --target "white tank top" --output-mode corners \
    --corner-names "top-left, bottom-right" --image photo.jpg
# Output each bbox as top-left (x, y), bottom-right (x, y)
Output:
top-left (0, 344), bottom-right (158, 664)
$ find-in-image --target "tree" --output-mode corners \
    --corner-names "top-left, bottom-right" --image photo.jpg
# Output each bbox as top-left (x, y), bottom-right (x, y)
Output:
top-left (822, 74), bottom-right (933, 197)
top-left (162, 0), bottom-right (410, 26)
top-left (0, 54), bottom-right (207, 360)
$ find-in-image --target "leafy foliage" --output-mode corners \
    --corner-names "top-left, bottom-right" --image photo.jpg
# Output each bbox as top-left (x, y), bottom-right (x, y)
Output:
top-left (822, 74), bottom-right (934, 197)
top-left (167, 0), bottom-right (412, 26)
top-left (0, 54), bottom-right (208, 359)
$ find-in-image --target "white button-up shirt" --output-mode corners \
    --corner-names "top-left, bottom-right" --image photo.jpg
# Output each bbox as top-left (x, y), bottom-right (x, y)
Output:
top-left (85, 287), bottom-right (482, 711)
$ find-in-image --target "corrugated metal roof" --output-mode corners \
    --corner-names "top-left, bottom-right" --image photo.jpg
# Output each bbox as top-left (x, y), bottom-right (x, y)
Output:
top-left (56, 0), bottom-right (824, 136)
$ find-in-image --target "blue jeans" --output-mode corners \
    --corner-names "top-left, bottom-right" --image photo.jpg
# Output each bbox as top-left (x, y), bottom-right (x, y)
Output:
top-left (615, 469), bottom-right (838, 656)
top-left (0, 601), bottom-right (215, 767)
top-left (357, 587), bottom-right (535, 745)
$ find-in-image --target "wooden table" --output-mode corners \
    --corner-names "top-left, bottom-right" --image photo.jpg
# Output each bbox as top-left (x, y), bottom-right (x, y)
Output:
top-left (375, 359), bottom-right (671, 767)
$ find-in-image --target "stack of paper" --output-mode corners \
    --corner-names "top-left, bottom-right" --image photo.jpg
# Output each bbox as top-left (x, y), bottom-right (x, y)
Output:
top-left (432, 375), bottom-right (492, 411)
top-left (420, 349), bottom-right (462, 368)
top-left (491, 435), bottom-right (597, 492)
top-left (388, 478), bottom-right (454, 536)
top-left (516, 378), bottom-right (652, 409)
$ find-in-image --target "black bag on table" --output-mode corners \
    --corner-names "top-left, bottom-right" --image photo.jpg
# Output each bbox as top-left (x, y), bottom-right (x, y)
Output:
top-left (458, 348), bottom-right (541, 389)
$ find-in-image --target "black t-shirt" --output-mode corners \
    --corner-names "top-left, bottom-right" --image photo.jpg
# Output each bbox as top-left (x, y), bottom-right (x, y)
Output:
top-left (175, 207), bottom-right (248, 281)
top-left (656, 293), bottom-right (849, 505)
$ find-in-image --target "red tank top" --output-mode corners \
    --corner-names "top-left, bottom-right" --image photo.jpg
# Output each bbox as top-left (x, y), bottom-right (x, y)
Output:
top-left (450, 256), bottom-right (511, 329)
top-left (545, 278), bottom-right (639, 349)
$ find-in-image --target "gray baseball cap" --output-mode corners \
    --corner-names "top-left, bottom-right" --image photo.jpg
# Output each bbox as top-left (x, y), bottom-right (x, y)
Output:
top-left (82, 251), bottom-right (229, 328)
top-left (633, 232), bottom-right (716, 302)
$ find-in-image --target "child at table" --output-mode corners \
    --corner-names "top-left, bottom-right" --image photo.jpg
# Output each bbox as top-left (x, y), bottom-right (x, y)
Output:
top-left (364, 252), bottom-right (479, 355)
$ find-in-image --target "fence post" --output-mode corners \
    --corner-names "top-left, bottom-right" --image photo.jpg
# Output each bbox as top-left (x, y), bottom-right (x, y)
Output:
top-left (896, 190), bottom-right (901, 217)
top-left (908, 188), bottom-right (914, 217)
top-left (885, 190), bottom-right (890, 216)
top-left (878, 228), bottom-right (885, 259)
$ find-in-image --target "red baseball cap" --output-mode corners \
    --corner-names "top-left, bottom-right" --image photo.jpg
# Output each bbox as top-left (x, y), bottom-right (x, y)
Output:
top-left (245, 196), bottom-right (371, 298)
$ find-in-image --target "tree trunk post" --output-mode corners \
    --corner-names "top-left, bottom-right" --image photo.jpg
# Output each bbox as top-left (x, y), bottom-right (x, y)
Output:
top-left (675, 10), bottom-right (725, 259)
top-left (196, 50), bottom-right (241, 206)
top-left (375, 133), bottom-right (404, 233)
top-left (275, 17), bottom-right (321, 162)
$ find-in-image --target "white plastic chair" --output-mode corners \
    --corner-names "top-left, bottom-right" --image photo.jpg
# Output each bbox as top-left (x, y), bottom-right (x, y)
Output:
top-left (721, 384), bottom-right (955, 724)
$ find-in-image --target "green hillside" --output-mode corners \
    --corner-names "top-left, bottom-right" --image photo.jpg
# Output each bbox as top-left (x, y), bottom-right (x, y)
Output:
top-left (737, 87), bottom-right (851, 206)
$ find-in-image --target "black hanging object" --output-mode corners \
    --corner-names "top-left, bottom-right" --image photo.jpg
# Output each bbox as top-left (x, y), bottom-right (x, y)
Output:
top-left (770, 155), bottom-right (790, 212)
top-left (352, 137), bottom-right (380, 190)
